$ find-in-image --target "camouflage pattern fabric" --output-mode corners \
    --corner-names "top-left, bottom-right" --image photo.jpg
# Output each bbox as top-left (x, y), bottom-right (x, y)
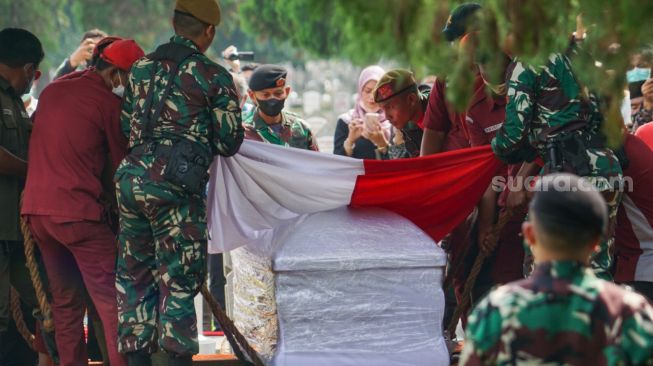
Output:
top-left (115, 175), bottom-right (206, 355)
top-left (243, 109), bottom-right (319, 151)
top-left (114, 35), bottom-right (243, 355)
top-left (491, 54), bottom-right (623, 279)
top-left (116, 35), bottom-right (243, 182)
top-left (459, 261), bottom-right (653, 365)
top-left (387, 124), bottom-right (423, 159)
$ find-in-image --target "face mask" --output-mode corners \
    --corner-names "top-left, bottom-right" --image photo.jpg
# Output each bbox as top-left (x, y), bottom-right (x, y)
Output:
top-left (627, 67), bottom-right (651, 83)
top-left (112, 72), bottom-right (125, 98)
top-left (257, 98), bottom-right (286, 117)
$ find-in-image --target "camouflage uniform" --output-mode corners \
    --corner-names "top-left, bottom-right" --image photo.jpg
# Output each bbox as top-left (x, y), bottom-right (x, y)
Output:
top-left (459, 261), bottom-right (653, 365)
top-left (114, 35), bottom-right (243, 355)
top-left (243, 109), bottom-right (319, 151)
top-left (491, 54), bottom-right (623, 280)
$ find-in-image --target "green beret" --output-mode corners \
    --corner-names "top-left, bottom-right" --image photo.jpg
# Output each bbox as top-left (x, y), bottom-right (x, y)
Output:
top-left (248, 64), bottom-right (288, 92)
top-left (442, 3), bottom-right (481, 42)
top-left (175, 0), bottom-right (221, 26)
top-left (373, 69), bottom-right (417, 103)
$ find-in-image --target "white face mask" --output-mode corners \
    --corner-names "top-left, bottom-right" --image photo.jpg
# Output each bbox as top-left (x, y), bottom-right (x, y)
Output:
top-left (112, 71), bottom-right (126, 98)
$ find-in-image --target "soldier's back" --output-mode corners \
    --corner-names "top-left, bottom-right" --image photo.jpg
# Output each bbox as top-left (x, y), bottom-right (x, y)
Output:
top-left (460, 261), bottom-right (653, 365)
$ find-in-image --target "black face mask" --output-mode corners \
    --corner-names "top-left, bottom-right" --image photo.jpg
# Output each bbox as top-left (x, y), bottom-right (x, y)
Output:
top-left (256, 98), bottom-right (286, 117)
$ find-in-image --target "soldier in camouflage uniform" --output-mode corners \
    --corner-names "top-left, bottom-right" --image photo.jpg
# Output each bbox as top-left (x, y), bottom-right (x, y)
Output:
top-left (244, 64), bottom-right (318, 151)
top-left (372, 69), bottom-right (428, 159)
top-left (460, 174), bottom-right (653, 366)
top-left (114, 1), bottom-right (244, 365)
top-left (492, 53), bottom-right (623, 280)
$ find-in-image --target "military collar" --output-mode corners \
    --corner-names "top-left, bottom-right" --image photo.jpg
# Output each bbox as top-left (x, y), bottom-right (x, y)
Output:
top-left (252, 108), bottom-right (289, 130)
top-left (0, 75), bottom-right (16, 97)
top-left (170, 35), bottom-right (202, 53)
top-left (533, 260), bottom-right (592, 281)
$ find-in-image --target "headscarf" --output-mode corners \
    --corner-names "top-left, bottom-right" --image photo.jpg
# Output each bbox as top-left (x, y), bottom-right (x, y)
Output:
top-left (340, 65), bottom-right (387, 124)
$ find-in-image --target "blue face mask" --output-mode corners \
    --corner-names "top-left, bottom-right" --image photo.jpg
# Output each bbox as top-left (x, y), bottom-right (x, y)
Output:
top-left (627, 67), bottom-right (651, 83)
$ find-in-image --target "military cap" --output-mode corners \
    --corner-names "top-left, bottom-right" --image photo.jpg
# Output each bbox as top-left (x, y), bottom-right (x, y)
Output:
top-left (442, 3), bottom-right (482, 42)
top-left (530, 173), bottom-right (608, 238)
top-left (373, 69), bottom-right (418, 103)
top-left (248, 64), bottom-right (288, 91)
top-left (175, 0), bottom-right (221, 26)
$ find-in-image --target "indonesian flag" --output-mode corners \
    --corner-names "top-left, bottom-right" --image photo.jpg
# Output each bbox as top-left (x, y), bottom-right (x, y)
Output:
top-left (207, 140), bottom-right (502, 253)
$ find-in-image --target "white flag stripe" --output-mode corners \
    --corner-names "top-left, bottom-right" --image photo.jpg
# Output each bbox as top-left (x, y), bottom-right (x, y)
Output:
top-left (207, 140), bottom-right (364, 253)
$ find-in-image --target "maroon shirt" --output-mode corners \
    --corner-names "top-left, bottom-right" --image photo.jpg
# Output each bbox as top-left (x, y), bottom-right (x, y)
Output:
top-left (614, 134), bottom-right (653, 283)
top-left (465, 81), bottom-right (507, 147)
top-left (22, 70), bottom-right (127, 221)
top-left (423, 79), bottom-right (470, 152)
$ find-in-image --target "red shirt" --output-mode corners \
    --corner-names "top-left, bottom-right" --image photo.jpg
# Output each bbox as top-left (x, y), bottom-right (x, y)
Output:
top-left (614, 134), bottom-right (653, 283)
top-left (22, 70), bottom-right (127, 221)
top-left (423, 79), bottom-right (470, 151)
top-left (635, 123), bottom-right (653, 151)
top-left (465, 80), bottom-right (507, 147)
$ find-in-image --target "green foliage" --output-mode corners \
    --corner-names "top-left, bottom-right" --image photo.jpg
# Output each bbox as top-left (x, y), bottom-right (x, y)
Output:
top-left (236, 0), bottom-right (653, 146)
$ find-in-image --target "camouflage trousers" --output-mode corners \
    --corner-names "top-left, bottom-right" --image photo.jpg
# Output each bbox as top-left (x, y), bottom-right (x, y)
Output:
top-left (115, 174), bottom-right (207, 355)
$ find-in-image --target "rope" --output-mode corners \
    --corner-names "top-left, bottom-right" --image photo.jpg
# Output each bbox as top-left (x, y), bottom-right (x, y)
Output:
top-left (19, 214), bottom-right (54, 332)
top-left (200, 284), bottom-right (264, 366)
top-left (442, 217), bottom-right (476, 292)
top-left (10, 286), bottom-right (36, 350)
top-left (446, 207), bottom-right (519, 336)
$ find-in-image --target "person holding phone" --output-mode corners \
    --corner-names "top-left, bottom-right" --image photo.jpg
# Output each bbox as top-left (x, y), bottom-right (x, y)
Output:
top-left (333, 65), bottom-right (390, 159)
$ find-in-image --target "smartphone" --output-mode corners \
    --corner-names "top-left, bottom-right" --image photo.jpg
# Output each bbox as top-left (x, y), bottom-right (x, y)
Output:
top-left (364, 112), bottom-right (381, 132)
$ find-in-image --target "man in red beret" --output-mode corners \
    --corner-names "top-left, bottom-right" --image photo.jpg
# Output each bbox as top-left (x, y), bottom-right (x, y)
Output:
top-left (22, 38), bottom-right (144, 366)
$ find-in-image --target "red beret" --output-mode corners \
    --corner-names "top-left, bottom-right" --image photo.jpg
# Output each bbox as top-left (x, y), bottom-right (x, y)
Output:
top-left (92, 36), bottom-right (123, 62)
top-left (101, 39), bottom-right (145, 71)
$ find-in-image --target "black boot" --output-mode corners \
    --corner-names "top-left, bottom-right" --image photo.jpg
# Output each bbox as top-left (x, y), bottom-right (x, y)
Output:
top-left (127, 350), bottom-right (152, 366)
top-left (166, 353), bottom-right (193, 366)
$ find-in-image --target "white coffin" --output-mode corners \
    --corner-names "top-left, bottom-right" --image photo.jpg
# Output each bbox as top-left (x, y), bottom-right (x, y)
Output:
top-left (231, 207), bottom-right (448, 366)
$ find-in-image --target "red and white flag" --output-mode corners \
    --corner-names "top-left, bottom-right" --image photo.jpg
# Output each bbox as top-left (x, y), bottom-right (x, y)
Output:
top-left (207, 140), bottom-right (502, 253)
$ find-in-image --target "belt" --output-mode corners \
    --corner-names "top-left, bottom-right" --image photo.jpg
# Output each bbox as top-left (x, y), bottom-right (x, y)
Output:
top-left (129, 142), bottom-right (171, 156)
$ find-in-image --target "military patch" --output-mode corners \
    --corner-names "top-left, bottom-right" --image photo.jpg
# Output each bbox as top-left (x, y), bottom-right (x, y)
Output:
top-left (377, 84), bottom-right (394, 101)
top-left (276, 78), bottom-right (286, 87)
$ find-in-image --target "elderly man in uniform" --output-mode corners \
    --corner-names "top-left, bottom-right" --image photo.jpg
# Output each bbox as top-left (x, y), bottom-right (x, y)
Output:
top-left (369, 69), bottom-right (428, 159)
top-left (460, 174), bottom-right (653, 365)
top-left (114, 1), bottom-right (244, 365)
top-left (244, 64), bottom-right (318, 150)
top-left (23, 38), bottom-right (145, 366)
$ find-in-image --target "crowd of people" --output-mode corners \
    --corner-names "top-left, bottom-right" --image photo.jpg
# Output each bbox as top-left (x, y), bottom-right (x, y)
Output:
top-left (1, 0), bottom-right (653, 365)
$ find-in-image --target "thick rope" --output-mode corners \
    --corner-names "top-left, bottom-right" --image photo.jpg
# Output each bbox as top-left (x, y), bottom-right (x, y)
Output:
top-left (200, 284), bottom-right (264, 366)
top-left (19, 215), bottom-right (54, 332)
top-left (446, 208), bottom-right (518, 336)
top-left (10, 286), bottom-right (36, 350)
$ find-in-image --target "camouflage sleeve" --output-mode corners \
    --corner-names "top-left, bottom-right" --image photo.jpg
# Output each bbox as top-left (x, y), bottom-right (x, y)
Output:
top-left (491, 60), bottom-right (538, 164)
top-left (120, 72), bottom-right (135, 138)
top-left (618, 293), bottom-right (653, 364)
top-left (459, 295), bottom-right (502, 366)
top-left (209, 73), bottom-right (244, 157)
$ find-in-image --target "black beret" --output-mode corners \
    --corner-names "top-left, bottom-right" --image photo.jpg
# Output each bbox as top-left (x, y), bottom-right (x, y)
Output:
top-left (442, 3), bottom-right (482, 42)
top-left (248, 64), bottom-right (288, 91)
top-left (530, 173), bottom-right (608, 238)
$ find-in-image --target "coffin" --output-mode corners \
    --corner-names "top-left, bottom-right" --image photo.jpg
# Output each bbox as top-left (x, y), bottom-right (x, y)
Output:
top-left (230, 207), bottom-right (449, 366)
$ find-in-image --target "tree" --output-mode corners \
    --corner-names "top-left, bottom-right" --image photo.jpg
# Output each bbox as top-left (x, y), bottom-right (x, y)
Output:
top-left (236, 0), bottom-right (653, 146)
